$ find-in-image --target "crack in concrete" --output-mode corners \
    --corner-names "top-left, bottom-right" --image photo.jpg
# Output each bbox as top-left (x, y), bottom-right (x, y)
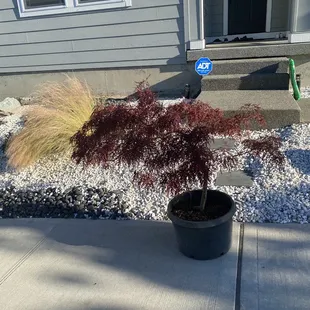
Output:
top-left (0, 230), bottom-right (52, 286)
top-left (235, 223), bottom-right (245, 310)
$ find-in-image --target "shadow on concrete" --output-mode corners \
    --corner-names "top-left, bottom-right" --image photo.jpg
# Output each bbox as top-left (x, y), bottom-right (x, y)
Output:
top-left (2, 218), bottom-right (310, 309)
top-left (0, 219), bottom-right (238, 309)
top-left (237, 64), bottom-right (289, 91)
top-left (153, 64), bottom-right (201, 99)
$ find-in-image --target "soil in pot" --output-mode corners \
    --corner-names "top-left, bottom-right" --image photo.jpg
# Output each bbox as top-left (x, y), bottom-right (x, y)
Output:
top-left (172, 202), bottom-right (230, 221)
top-left (171, 189), bottom-right (231, 221)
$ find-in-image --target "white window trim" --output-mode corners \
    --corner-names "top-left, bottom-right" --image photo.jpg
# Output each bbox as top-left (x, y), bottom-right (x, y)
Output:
top-left (17, 0), bottom-right (132, 17)
top-left (288, 0), bottom-right (310, 43)
top-left (289, 32), bottom-right (310, 43)
top-left (189, 39), bottom-right (206, 50)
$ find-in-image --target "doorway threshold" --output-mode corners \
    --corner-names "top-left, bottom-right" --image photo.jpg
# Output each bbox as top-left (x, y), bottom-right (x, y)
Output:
top-left (206, 39), bottom-right (289, 49)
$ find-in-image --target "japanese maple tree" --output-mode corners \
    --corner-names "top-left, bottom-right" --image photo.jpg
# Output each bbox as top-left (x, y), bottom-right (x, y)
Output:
top-left (71, 82), bottom-right (284, 212)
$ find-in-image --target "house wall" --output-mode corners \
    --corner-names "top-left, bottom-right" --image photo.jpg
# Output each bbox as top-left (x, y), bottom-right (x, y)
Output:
top-left (0, 64), bottom-right (202, 99)
top-left (270, 0), bottom-right (290, 32)
top-left (0, 0), bottom-right (185, 73)
top-left (0, 0), bottom-right (198, 98)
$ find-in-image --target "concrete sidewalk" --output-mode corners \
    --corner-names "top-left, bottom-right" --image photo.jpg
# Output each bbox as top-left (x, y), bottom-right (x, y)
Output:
top-left (0, 219), bottom-right (309, 310)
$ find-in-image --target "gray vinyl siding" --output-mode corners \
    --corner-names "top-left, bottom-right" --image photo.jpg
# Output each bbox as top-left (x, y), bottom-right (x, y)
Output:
top-left (204, 0), bottom-right (223, 37)
top-left (0, 0), bottom-right (185, 73)
top-left (270, 0), bottom-right (290, 32)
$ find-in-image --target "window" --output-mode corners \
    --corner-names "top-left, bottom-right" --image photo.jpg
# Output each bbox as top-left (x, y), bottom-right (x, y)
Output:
top-left (18, 0), bottom-right (132, 17)
top-left (25, 0), bottom-right (65, 9)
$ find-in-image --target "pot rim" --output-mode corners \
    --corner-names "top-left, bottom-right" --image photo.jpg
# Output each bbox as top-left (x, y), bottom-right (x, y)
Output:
top-left (167, 189), bottom-right (236, 229)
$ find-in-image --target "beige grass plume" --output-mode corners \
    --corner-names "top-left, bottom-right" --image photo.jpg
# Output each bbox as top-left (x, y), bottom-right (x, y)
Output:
top-left (6, 75), bottom-right (97, 169)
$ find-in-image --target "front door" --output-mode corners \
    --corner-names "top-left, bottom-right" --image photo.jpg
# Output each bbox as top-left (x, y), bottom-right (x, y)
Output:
top-left (228, 0), bottom-right (268, 35)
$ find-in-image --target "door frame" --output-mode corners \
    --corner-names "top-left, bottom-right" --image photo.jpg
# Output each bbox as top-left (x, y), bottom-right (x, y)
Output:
top-left (289, 0), bottom-right (310, 43)
top-left (223, 0), bottom-right (272, 35)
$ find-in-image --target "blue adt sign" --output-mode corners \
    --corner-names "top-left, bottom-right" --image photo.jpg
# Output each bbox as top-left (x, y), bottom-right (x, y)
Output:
top-left (195, 57), bottom-right (213, 76)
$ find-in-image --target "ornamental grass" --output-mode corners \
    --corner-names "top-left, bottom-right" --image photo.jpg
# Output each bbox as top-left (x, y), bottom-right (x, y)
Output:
top-left (6, 76), bottom-right (97, 169)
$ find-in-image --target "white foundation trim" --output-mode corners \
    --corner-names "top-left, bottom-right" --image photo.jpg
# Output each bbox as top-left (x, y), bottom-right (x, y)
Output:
top-left (189, 39), bottom-right (206, 50)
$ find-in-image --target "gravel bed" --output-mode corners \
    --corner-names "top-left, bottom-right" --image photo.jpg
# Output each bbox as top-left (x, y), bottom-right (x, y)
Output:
top-left (300, 87), bottom-right (310, 98)
top-left (289, 86), bottom-right (310, 99)
top-left (0, 100), bottom-right (309, 223)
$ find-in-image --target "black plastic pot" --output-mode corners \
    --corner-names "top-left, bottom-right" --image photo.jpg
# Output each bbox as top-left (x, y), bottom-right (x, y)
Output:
top-left (167, 189), bottom-right (236, 260)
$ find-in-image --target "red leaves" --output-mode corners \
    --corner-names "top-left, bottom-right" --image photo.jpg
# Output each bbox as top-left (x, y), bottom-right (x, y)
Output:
top-left (135, 81), bottom-right (158, 108)
top-left (71, 82), bottom-right (284, 196)
top-left (242, 136), bottom-right (285, 166)
top-left (133, 172), bottom-right (155, 189)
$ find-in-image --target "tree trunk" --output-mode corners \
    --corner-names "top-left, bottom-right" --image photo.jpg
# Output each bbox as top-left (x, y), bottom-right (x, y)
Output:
top-left (199, 186), bottom-right (208, 211)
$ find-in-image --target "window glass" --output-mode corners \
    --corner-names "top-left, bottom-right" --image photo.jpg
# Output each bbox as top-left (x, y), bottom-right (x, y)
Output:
top-left (19, 0), bottom-right (130, 17)
top-left (78, 0), bottom-right (109, 3)
top-left (25, 0), bottom-right (65, 9)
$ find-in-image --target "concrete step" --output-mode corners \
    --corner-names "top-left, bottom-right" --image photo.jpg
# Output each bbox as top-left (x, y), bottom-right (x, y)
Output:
top-left (215, 170), bottom-right (253, 187)
top-left (201, 73), bottom-right (289, 91)
top-left (197, 90), bottom-right (300, 129)
top-left (210, 57), bottom-right (288, 75)
top-left (187, 41), bottom-right (310, 60)
top-left (210, 138), bottom-right (235, 150)
top-left (298, 98), bottom-right (310, 123)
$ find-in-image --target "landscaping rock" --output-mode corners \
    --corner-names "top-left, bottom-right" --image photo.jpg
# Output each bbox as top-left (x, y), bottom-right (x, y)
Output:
top-left (215, 170), bottom-right (253, 187)
top-left (0, 186), bottom-right (127, 220)
top-left (19, 97), bottom-right (33, 105)
top-left (0, 99), bottom-right (310, 224)
top-left (2, 131), bottom-right (13, 150)
top-left (298, 98), bottom-right (310, 123)
top-left (0, 98), bottom-right (21, 113)
top-left (0, 110), bottom-right (12, 118)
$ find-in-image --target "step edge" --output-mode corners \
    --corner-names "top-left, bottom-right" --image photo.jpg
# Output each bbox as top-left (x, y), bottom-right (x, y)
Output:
top-left (210, 57), bottom-right (289, 64)
top-left (202, 73), bottom-right (289, 79)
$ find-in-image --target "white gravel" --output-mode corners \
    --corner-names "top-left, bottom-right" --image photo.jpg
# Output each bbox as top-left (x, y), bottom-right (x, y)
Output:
top-left (300, 87), bottom-right (310, 98)
top-left (290, 86), bottom-right (310, 98)
top-left (223, 124), bottom-right (310, 223)
top-left (0, 100), bottom-right (309, 223)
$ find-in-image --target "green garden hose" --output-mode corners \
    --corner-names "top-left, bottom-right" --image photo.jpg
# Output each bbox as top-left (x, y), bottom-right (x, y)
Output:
top-left (289, 58), bottom-right (301, 101)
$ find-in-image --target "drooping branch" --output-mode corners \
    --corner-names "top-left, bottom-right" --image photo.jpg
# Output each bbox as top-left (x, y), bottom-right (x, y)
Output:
top-left (71, 82), bottom-right (284, 212)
